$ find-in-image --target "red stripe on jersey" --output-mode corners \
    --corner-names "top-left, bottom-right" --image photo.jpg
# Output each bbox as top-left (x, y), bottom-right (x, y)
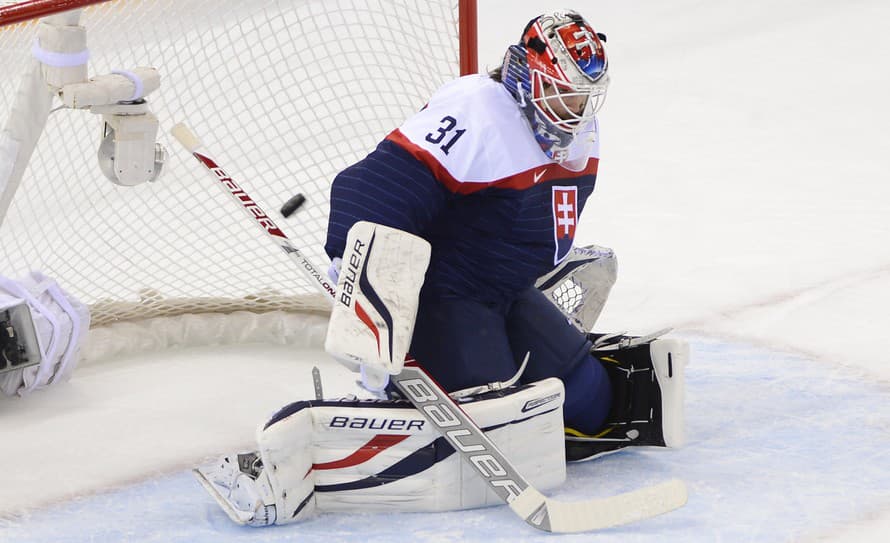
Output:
top-left (386, 129), bottom-right (598, 195)
top-left (386, 129), bottom-right (465, 192)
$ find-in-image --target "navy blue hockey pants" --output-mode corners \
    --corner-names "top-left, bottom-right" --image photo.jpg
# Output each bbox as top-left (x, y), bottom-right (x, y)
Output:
top-left (409, 286), bottom-right (613, 434)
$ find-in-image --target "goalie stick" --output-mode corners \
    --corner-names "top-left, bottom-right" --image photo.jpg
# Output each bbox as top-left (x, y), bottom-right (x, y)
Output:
top-left (171, 122), bottom-right (687, 533)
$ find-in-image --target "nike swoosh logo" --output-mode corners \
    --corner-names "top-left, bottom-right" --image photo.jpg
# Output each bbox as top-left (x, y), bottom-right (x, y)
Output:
top-left (533, 169), bottom-right (547, 184)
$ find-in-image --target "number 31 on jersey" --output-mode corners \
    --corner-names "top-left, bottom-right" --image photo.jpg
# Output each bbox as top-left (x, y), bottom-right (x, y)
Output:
top-left (425, 116), bottom-right (466, 155)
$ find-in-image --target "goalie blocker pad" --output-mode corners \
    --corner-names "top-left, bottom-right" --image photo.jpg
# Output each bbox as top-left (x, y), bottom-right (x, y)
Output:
top-left (325, 221), bottom-right (430, 377)
top-left (253, 378), bottom-right (566, 524)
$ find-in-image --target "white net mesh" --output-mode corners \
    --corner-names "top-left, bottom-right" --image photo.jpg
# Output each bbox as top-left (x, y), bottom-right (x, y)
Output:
top-left (0, 0), bottom-right (462, 328)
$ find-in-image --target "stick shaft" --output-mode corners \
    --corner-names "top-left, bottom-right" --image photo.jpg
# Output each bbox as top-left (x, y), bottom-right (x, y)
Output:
top-left (171, 123), bottom-right (335, 300)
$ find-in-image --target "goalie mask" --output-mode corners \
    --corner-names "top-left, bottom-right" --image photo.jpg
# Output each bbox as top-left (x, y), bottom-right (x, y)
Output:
top-left (501, 10), bottom-right (609, 162)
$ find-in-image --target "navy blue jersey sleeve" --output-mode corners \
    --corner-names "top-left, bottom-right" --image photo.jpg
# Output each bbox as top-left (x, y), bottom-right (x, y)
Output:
top-left (324, 139), bottom-right (452, 260)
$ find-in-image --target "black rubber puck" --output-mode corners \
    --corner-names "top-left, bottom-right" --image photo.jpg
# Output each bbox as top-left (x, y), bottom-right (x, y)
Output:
top-left (281, 193), bottom-right (306, 217)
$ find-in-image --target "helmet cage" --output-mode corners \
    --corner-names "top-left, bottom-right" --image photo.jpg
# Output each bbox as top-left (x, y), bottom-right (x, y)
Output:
top-left (529, 69), bottom-right (607, 135)
top-left (501, 44), bottom-right (571, 159)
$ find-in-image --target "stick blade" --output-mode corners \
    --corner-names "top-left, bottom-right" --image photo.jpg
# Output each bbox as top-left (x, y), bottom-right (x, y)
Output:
top-left (511, 478), bottom-right (688, 533)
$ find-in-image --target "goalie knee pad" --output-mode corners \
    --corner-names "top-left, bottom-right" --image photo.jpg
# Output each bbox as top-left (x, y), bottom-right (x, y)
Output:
top-left (195, 378), bottom-right (567, 526)
top-left (565, 334), bottom-right (689, 462)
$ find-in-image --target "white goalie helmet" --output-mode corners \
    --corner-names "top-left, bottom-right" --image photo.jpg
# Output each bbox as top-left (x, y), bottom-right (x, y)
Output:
top-left (500, 10), bottom-right (609, 161)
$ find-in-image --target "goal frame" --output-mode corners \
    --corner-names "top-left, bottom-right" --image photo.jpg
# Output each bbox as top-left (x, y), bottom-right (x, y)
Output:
top-left (0, 0), bottom-right (479, 75)
top-left (0, 0), bottom-right (478, 362)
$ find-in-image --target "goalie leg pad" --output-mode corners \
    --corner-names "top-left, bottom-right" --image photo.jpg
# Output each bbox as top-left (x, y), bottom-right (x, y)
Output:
top-left (196, 378), bottom-right (567, 526)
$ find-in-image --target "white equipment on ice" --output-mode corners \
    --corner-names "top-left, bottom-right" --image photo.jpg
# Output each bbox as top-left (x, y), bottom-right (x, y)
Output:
top-left (194, 377), bottom-right (567, 526)
top-left (325, 221), bottom-right (431, 390)
top-left (0, 271), bottom-right (90, 396)
top-left (536, 244), bottom-right (617, 332)
top-left (650, 338), bottom-right (689, 449)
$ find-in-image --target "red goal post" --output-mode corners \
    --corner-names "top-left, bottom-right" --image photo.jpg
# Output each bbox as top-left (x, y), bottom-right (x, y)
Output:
top-left (0, 0), bottom-right (110, 25)
top-left (0, 0), bottom-right (478, 360)
top-left (0, 0), bottom-right (478, 75)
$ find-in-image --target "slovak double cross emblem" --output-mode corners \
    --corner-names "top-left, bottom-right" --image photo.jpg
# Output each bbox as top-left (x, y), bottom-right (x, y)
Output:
top-left (551, 186), bottom-right (578, 264)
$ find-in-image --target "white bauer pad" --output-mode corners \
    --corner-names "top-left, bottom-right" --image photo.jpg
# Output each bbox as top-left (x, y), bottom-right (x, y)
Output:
top-left (652, 338), bottom-right (689, 449)
top-left (325, 221), bottom-right (431, 384)
top-left (196, 378), bottom-right (567, 526)
top-left (0, 272), bottom-right (90, 396)
top-left (536, 244), bottom-right (617, 332)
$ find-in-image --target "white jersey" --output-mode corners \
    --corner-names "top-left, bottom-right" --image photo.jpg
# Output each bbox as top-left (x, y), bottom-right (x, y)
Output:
top-left (389, 74), bottom-right (600, 190)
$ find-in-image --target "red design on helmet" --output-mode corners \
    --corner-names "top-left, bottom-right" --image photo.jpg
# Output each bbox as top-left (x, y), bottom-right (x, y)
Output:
top-left (501, 10), bottom-right (609, 162)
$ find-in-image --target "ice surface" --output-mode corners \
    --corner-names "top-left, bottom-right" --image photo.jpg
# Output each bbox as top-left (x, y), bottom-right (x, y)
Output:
top-left (1, 337), bottom-right (889, 542)
top-left (2, 0), bottom-right (890, 541)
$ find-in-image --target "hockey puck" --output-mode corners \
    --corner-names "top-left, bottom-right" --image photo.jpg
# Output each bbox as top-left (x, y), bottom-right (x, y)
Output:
top-left (281, 193), bottom-right (306, 217)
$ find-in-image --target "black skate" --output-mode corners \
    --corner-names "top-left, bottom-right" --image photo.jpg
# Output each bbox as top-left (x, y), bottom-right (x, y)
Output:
top-left (565, 333), bottom-right (688, 462)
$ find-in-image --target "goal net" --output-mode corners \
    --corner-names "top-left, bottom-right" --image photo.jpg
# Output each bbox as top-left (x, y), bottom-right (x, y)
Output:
top-left (0, 0), bottom-right (475, 357)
